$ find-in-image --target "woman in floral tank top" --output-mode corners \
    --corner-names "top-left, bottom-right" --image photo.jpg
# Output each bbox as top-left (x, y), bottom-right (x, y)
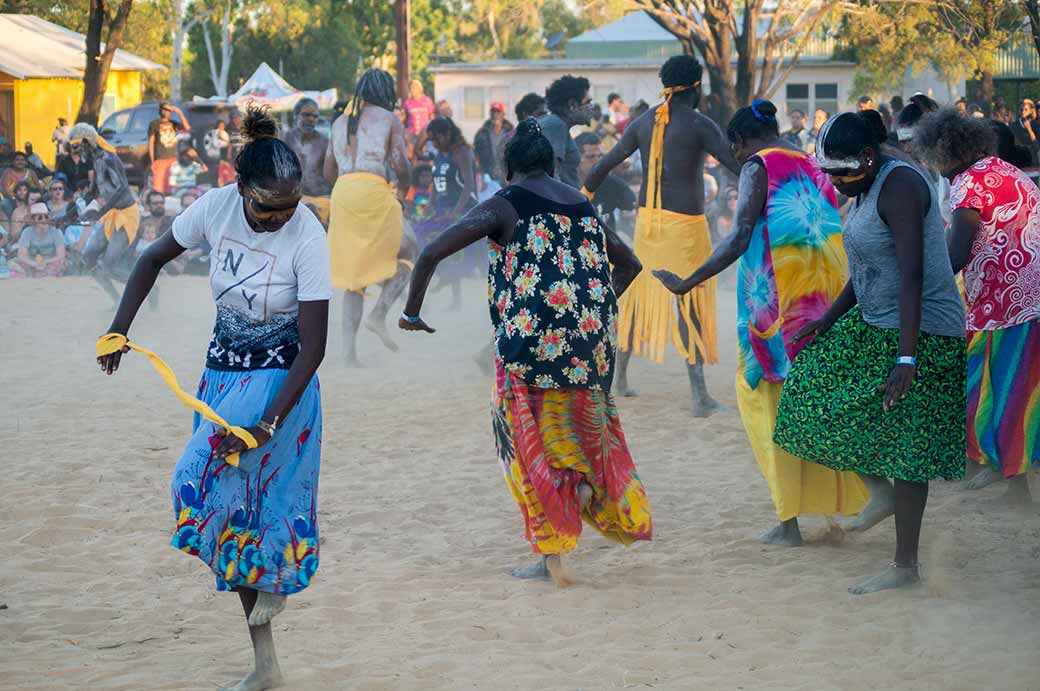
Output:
top-left (399, 119), bottom-right (652, 586)
top-left (916, 109), bottom-right (1040, 501)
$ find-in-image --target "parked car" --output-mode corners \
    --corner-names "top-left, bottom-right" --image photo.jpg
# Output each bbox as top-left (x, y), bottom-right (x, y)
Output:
top-left (99, 100), bottom-right (239, 187)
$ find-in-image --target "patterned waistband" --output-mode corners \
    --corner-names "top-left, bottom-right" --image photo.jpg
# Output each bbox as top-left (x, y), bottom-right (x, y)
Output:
top-left (205, 307), bottom-right (300, 371)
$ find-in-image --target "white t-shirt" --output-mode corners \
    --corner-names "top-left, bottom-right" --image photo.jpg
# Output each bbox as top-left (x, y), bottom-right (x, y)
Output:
top-left (172, 184), bottom-right (332, 323)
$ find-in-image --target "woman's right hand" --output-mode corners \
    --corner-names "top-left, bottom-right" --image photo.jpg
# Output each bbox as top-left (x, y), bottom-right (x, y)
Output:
top-left (97, 341), bottom-right (130, 375)
top-left (792, 317), bottom-right (834, 346)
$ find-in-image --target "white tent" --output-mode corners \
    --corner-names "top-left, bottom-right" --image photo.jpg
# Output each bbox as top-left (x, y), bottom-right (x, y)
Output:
top-left (201, 62), bottom-right (337, 112)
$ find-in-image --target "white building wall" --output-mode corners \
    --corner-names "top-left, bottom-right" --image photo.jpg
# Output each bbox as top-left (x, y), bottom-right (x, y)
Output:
top-left (431, 61), bottom-right (970, 140)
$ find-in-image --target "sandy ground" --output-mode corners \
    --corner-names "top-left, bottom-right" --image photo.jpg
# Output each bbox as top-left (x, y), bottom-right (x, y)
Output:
top-left (2, 274), bottom-right (1039, 691)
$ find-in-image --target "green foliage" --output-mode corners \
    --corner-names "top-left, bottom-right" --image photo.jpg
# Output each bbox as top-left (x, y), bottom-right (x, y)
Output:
top-left (1, 0), bottom-right (172, 98)
top-left (840, 0), bottom-right (1023, 97)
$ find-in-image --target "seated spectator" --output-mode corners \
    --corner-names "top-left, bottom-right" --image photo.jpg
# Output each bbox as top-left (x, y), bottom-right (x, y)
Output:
top-left (1, 152), bottom-right (41, 198)
top-left (713, 186), bottom-right (738, 241)
top-left (167, 141), bottom-right (208, 196)
top-left (180, 188), bottom-right (200, 210)
top-left (46, 179), bottom-right (68, 220)
top-left (58, 141), bottom-right (92, 193)
top-left (24, 142), bottom-right (51, 178)
top-left (6, 181), bottom-right (33, 243)
top-left (12, 202), bottom-right (65, 278)
top-left (135, 190), bottom-right (173, 259)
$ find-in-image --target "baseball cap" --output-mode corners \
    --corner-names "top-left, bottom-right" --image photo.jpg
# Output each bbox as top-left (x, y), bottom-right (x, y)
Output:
top-left (490, 102), bottom-right (505, 113)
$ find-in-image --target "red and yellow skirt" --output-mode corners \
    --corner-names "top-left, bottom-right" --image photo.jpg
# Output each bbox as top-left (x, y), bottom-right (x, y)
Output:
top-left (492, 364), bottom-right (652, 555)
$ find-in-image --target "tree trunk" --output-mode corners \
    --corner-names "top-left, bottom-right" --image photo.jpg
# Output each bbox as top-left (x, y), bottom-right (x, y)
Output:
top-left (77, 0), bottom-right (134, 126)
top-left (218, 0), bottom-right (233, 98)
top-left (170, 0), bottom-right (188, 102)
top-left (1027, 0), bottom-right (1040, 64)
top-left (488, 9), bottom-right (502, 59)
top-left (394, 0), bottom-right (410, 100)
top-left (979, 70), bottom-right (995, 113)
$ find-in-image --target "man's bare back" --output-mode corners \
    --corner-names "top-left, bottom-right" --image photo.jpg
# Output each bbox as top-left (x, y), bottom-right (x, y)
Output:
top-left (587, 101), bottom-right (739, 216)
top-left (326, 105), bottom-right (409, 187)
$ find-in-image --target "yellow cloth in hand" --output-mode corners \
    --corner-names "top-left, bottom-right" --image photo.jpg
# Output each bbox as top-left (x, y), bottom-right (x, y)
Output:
top-left (95, 333), bottom-right (258, 467)
top-left (102, 204), bottom-right (141, 245)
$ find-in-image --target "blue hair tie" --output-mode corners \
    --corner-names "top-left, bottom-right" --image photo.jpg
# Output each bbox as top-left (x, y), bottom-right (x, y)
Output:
top-left (750, 99), bottom-right (773, 122)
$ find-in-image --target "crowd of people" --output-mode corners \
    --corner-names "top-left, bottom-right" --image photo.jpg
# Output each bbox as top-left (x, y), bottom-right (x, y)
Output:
top-left (79, 58), bottom-right (1038, 690)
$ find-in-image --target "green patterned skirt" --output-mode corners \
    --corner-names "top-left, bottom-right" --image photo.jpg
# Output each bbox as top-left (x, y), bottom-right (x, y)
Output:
top-left (774, 308), bottom-right (966, 483)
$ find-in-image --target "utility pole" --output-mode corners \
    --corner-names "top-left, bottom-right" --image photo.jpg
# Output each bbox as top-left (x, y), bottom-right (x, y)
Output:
top-left (394, 0), bottom-right (410, 100)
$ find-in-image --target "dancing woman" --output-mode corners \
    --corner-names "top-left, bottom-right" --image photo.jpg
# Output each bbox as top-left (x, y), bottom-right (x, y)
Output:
top-left (914, 109), bottom-right (1040, 500)
top-left (773, 111), bottom-right (966, 594)
top-left (655, 100), bottom-right (868, 546)
top-left (399, 119), bottom-right (652, 585)
top-left (97, 107), bottom-right (331, 690)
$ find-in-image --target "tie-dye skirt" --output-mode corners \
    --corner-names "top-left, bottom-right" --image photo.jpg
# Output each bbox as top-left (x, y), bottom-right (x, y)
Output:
top-left (170, 367), bottom-right (322, 595)
top-left (491, 364), bottom-right (652, 555)
top-left (967, 319), bottom-right (1040, 478)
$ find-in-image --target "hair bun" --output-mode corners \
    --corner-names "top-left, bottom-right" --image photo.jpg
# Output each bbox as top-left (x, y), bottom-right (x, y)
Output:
top-left (241, 105), bottom-right (278, 143)
top-left (516, 117), bottom-right (542, 138)
top-left (751, 99), bottom-right (777, 120)
top-left (857, 109), bottom-right (888, 147)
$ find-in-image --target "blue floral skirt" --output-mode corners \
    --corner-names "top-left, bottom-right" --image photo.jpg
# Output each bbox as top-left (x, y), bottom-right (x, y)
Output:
top-left (170, 367), bottom-right (322, 594)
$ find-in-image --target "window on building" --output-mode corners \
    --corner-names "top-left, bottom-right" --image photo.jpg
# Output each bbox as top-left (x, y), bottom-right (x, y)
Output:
top-left (489, 86), bottom-right (510, 115)
top-left (786, 83), bottom-right (810, 119)
top-left (464, 86), bottom-right (485, 120)
top-left (815, 83), bottom-right (838, 117)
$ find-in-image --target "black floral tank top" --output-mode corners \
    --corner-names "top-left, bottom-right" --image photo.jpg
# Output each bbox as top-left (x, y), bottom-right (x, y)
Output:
top-left (488, 185), bottom-right (618, 390)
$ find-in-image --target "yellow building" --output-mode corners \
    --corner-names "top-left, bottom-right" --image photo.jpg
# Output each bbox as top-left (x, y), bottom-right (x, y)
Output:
top-left (0, 14), bottom-right (164, 167)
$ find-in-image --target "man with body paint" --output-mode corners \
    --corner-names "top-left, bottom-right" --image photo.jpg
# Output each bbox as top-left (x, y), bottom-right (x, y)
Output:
top-left (583, 55), bottom-right (741, 415)
top-left (282, 98), bottom-right (332, 226)
top-left (69, 123), bottom-right (144, 308)
top-left (324, 68), bottom-right (415, 366)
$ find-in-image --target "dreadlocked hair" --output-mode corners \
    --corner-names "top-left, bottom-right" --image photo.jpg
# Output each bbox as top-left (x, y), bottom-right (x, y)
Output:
top-left (235, 105), bottom-right (302, 187)
top-left (348, 68), bottom-right (397, 143)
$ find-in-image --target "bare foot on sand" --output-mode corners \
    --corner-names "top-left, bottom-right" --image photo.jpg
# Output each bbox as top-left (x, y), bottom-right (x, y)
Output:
top-left (247, 592), bottom-right (286, 627)
top-left (364, 317), bottom-right (399, 353)
top-left (848, 562), bottom-right (920, 595)
top-left (965, 466), bottom-right (1002, 491)
top-left (219, 668), bottom-right (284, 691)
top-left (615, 377), bottom-right (638, 398)
top-left (545, 554), bottom-right (573, 588)
top-left (758, 519), bottom-right (802, 546)
top-left (511, 557), bottom-right (550, 580)
top-left (844, 477), bottom-right (895, 532)
top-left (1005, 474), bottom-right (1033, 505)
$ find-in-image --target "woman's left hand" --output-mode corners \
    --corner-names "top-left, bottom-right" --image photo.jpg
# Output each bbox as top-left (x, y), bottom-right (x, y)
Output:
top-left (878, 363), bottom-right (916, 411)
top-left (211, 426), bottom-right (271, 461)
top-left (653, 270), bottom-right (694, 296)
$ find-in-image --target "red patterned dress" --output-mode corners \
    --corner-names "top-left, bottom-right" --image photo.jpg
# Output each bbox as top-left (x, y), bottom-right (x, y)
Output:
top-left (952, 156), bottom-right (1040, 477)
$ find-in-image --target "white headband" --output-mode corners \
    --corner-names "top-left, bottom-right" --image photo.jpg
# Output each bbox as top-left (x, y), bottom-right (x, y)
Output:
top-left (896, 127), bottom-right (915, 142)
top-left (815, 113), bottom-right (866, 171)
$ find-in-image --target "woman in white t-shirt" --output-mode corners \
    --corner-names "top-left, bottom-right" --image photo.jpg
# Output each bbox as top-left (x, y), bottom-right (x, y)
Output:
top-left (96, 108), bottom-right (330, 690)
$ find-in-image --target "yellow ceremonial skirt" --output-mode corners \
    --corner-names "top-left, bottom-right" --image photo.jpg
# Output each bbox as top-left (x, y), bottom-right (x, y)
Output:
top-left (301, 195), bottom-right (331, 226)
top-left (618, 208), bottom-right (718, 364)
top-left (328, 172), bottom-right (403, 292)
top-left (735, 372), bottom-right (868, 522)
top-left (102, 203), bottom-right (141, 245)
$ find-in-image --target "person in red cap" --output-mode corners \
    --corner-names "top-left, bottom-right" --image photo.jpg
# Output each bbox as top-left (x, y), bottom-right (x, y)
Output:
top-left (474, 101), bottom-right (513, 183)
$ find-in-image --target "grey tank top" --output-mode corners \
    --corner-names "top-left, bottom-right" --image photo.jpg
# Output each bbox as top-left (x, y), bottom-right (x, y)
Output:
top-left (842, 159), bottom-right (965, 338)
